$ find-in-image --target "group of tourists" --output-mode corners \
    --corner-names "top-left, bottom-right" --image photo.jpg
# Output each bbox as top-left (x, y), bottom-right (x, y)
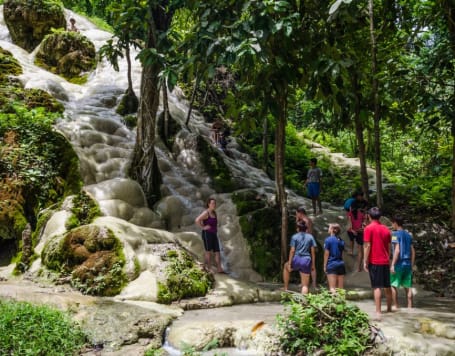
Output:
top-left (195, 157), bottom-right (415, 319)
top-left (283, 203), bottom-right (415, 318)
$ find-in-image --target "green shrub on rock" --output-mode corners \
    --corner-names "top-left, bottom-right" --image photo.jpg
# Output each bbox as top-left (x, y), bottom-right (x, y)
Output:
top-left (196, 136), bottom-right (238, 193)
top-left (277, 290), bottom-right (371, 355)
top-left (157, 250), bottom-right (213, 304)
top-left (65, 190), bottom-right (101, 230)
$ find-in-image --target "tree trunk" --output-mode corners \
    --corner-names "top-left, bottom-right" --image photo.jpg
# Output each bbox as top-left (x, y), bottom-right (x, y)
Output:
top-left (185, 71), bottom-right (200, 127)
top-left (451, 111), bottom-right (455, 230)
top-left (130, 5), bottom-right (162, 207)
top-left (275, 96), bottom-right (288, 267)
top-left (442, 1), bottom-right (455, 228)
top-left (126, 42), bottom-right (134, 95)
top-left (262, 116), bottom-right (269, 171)
top-left (369, 0), bottom-right (383, 208)
top-left (352, 74), bottom-right (369, 201)
top-left (162, 80), bottom-right (170, 140)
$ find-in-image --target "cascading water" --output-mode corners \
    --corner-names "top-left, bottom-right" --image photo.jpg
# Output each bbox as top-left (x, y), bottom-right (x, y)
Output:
top-left (0, 8), bottom-right (277, 281)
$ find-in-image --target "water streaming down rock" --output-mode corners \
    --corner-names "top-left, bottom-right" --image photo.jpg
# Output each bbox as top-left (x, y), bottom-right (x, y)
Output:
top-left (0, 9), bottom-right (275, 282)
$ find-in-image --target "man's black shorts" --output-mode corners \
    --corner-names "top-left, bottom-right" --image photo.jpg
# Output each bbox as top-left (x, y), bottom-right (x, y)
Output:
top-left (202, 231), bottom-right (220, 252)
top-left (368, 264), bottom-right (391, 288)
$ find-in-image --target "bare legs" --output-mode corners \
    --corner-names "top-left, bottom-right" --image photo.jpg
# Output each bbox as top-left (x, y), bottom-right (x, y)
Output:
top-left (283, 262), bottom-right (291, 290)
top-left (300, 273), bottom-right (310, 294)
top-left (357, 246), bottom-right (364, 272)
top-left (214, 252), bottom-right (223, 272)
top-left (205, 251), bottom-right (224, 272)
top-left (327, 274), bottom-right (344, 293)
top-left (391, 286), bottom-right (413, 309)
top-left (311, 198), bottom-right (323, 215)
top-left (311, 268), bottom-right (317, 289)
top-left (374, 287), bottom-right (392, 318)
top-left (283, 263), bottom-right (310, 295)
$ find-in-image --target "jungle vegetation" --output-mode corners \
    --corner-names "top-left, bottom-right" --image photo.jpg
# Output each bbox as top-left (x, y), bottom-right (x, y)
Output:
top-left (6, 0), bottom-right (455, 253)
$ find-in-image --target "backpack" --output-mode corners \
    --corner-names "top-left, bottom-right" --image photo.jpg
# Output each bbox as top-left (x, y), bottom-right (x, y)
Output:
top-left (343, 197), bottom-right (355, 212)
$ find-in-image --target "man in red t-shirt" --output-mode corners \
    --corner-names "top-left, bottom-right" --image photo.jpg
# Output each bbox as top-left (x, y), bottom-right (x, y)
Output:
top-left (363, 207), bottom-right (392, 319)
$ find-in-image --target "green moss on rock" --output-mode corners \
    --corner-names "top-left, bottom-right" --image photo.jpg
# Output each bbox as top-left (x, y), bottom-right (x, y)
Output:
top-left (239, 207), bottom-right (281, 279)
top-left (231, 190), bottom-right (267, 215)
top-left (0, 47), bottom-right (23, 80)
top-left (66, 190), bottom-right (101, 230)
top-left (35, 30), bottom-right (96, 80)
top-left (196, 136), bottom-right (238, 193)
top-left (42, 225), bottom-right (127, 296)
top-left (157, 250), bottom-right (213, 304)
top-left (3, 0), bottom-right (66, 52)
top-left (116, 90), bottom-right (139, 116)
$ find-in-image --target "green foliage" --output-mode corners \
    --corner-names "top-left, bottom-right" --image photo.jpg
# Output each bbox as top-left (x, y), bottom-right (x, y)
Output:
top-left (122, 114), bottom-right (138, 129)
top-left (66, 190), bottom-right (101, 230)
top-left (179, 338), bottom-right (223, 356)
top-left (0, 300), bottom-right (87, 355)
top-left (71, 260), bottom-right (126, 296)
top-left (0, 103), bottom-right (81, 244)
top-left (196, 136), bottom-right (238, 192)
top-left (238, 206), bottom-right (281, 279)
top-left (0, 47), bottom-right (22, 78)
top-left (277, 290), bottom-right (371, 355)
top-left (144, 348), bottom-right (166, 356)
top-left (157, 250), bottom-right (213, 304)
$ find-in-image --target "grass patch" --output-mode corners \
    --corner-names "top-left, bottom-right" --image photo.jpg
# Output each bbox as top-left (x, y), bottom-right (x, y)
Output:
top-left (0, 299), bottom-right (87, 355)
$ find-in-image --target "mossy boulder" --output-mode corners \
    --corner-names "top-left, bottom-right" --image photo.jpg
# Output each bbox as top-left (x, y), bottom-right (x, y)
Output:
top-left (0, 47), bottom-right (64, 113)
top-left (116, 89), bottom-right (139, 116)
top-left (231, 190), bottom-right (267, 215)
top-left (0, 47), bottom-right (23, 81)
top-left (3, 0), bottom-right (66, 52)
top-left (157, 249), bottom-right (214, 304)
top-left (196, 136), bottom-right (238, 193)
top-left (239, 206), bottom-right (282, 279)
top-left (42, 225), bottom-right (128, 296)
top-left (232, 189), bottom-right (282, 279)
top-left (35, 30), bottom-right (96, 80)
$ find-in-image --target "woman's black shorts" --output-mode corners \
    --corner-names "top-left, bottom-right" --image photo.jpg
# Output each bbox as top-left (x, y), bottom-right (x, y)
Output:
top-left (202, 231), bottom-right (220, 252)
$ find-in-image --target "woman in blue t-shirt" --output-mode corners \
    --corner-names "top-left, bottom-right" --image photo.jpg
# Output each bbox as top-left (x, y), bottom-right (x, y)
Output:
top-left (323, 223), bottom-right (346, 292)
top-left (282, 221), bottom-right (316, 294)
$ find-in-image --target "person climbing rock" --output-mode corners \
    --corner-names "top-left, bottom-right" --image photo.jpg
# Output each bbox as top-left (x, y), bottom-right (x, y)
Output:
top-left (69, 18), bottom-right (79, 32)
top-left (195, 197), bottom-right (225, 273)
top-left (304, 158), bottom-right (322, 215)
top-left (210, 120), bottom-right (223, 146)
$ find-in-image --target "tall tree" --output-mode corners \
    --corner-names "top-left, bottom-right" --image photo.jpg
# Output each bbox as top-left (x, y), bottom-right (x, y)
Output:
top-left (131, 1), bottom-right (175, 206)
top-left (184, 0), bottom-right (329, 265)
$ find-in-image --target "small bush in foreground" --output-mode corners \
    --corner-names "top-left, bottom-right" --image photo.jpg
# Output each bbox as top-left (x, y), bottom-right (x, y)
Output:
top-left (0, 300), bottom-right (87, 355)
top-left (277, 289), bottom-right (371, 355)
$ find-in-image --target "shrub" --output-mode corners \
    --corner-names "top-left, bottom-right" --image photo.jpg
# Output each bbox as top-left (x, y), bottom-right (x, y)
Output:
top-left (157, 250), bottom-right (213, 304)
top-left (277, 290), bottom-right (371, 355)
top-left (0, 300), bottom-right (87, 355)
